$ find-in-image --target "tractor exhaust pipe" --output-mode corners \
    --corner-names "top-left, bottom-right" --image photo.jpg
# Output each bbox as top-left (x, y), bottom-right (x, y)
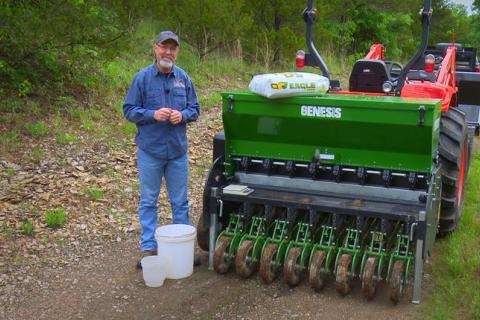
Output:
top-left (396, 0), bottom-right (433, 94)
top-left (302, 0), bottom-right (330, 79)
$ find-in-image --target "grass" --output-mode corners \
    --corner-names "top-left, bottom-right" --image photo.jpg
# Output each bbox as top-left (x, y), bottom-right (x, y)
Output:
top-left (21, 220), bottom-right (34, 235)
top-left (87, 186), bottom-right (104, 201)
top-left (423, 149), bottom-right (480, 319)
top-left (31, 147), bottom-right (44, 163)
top-left (25, 121), bottom-right (49, 138)
top-left (1, 223), bottom-right (15, 238)
top-left (45, 208), bottom-right (67, 228)
top-left (56, 132), bottom-right (78, 144)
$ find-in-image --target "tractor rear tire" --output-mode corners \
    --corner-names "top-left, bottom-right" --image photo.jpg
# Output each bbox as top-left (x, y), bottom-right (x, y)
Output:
top-left (438, 107), bottom-right (469, 235)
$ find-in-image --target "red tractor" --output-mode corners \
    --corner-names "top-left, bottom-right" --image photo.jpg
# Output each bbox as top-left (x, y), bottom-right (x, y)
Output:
top-left (295, 0), bottom-right (480, 236)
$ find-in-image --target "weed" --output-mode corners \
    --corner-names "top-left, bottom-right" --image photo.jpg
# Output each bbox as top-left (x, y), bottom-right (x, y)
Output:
top-left (87, 186), bottom-right (104, 201)
top-left (199, 93), bottom-right (222, 109)
top-left (31, 147), bottom-right (44, 163)
top-left (66, 106), bottom-right (86, 119)
top-left (195, 165), bottom-right (206, 174)
top-left (90, 108), bottom-right (102, 120)
top-left (0, 97), bottom-right (22, 113)
top-left (5, 167), bottom-right (15, 178)
top-left (21, 220), bottom-right (34, 235)
top-left (56, 132), bottom-right (78, 144)
top-left (17, 80), bottom-right (32, 97)
top-left (25, 121), bottom-right (49, 138)
top-left (54, 112), bottom-right (63, 129)
top-left (1, 223), bottom-right (15, 238)
top-left (26, 100), bottom-right (41, 115)
top-left (81, 117), bottom-right (94, 131)
top-left (55, 96), bottom-right (76, 110)
top-left (121, 122), bottom-right (137, 136)
top-left (0, 130), bottom-right (20, 148)
top-left (45, 208), bottom-right (67, 228)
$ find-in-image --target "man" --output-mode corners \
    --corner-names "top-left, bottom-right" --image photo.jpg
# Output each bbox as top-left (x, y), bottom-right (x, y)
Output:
top-left (123, 31), bottom-right (200, 268)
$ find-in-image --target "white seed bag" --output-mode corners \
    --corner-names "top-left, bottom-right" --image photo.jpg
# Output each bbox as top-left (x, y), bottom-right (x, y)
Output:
top-left (249, 72), bottom-right (330, 99)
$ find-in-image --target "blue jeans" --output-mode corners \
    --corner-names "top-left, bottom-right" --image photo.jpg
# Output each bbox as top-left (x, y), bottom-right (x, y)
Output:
top-left (137, 148), bottom-right (190, 251)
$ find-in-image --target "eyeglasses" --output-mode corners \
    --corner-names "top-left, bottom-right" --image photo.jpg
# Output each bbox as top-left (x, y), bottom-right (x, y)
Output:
top-left (156, 43), bottom-right (178, 53)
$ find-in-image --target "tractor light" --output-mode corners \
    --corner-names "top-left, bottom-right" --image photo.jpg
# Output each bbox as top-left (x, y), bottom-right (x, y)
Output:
top-left (424, 54), bottom-right (435, 73)
top-left (296, 50), bottom-right (305, 68)
top-left (382, 81), bottom-right (393, 93)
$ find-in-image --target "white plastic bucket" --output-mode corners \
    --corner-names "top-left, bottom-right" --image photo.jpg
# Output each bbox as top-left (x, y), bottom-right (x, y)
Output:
top-left (155, 224), bottom-right (196, 279)
top-left (141, 255), bottom-right (168, 287)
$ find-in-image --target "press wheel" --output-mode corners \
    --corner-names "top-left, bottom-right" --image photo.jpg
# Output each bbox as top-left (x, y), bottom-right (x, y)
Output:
top-left (284, 247), bottom-right (303, 287)
top-left (213, 236), bottom-right (232, 274)
top-left (308, 250), bottom-right (327, 291)
top-left (361, 256), bottom-right (378, 300)
top-left (259, 243), bottom-right (279, 284)
top-left (389, 260), bottom-right (405, 303)
top-left (335, 253), bottom-right (353, 296)
top-left (235, 240), bottom-right (256, 278)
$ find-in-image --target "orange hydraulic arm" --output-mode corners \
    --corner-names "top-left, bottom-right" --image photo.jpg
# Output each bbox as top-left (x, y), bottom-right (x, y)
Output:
top-left (365, 44), bottom-right (385, 60)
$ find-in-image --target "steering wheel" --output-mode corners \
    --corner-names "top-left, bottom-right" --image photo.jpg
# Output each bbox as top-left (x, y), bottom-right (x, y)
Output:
top-left (385, 61), bottom-right (403, 79)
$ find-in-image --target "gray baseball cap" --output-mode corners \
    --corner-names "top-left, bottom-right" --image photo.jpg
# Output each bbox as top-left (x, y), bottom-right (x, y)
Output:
top-left (155, 31), bottom-right (179, 46)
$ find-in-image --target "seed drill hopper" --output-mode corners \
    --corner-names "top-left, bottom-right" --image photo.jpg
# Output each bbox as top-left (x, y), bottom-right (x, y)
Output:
top-left (197, 0), bottom-right (480, 303)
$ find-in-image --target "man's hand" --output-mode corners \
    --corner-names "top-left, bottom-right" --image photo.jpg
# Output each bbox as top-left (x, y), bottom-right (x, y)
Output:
top-left (169, 110), bottom-right (183, 125)
top-left (154, 108), bottom-right (172, 121)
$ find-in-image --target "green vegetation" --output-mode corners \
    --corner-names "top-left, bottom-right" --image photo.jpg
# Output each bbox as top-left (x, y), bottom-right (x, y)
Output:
top-left (56, 132), bottom-right (78, 145)
top-left (31, 147), bottom-right (44, 163)
top-left (45, 208), bottom-right (67, 228)
top-left (424, 150), bottom-right (480, 319)
top-left (21, 220), bottom-right (34, 236)
top-left (25, 122), bottom-right (49, 138)
top-left (87, 186), bottom-right (104, 201)
top-left (1, 223), bottom-right (15, 238)
top-left (5, 167), bottom-right (15, 179)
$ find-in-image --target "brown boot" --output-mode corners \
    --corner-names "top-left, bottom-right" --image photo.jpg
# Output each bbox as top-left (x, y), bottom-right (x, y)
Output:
top-left (136, 250), bottom-right (157, 269)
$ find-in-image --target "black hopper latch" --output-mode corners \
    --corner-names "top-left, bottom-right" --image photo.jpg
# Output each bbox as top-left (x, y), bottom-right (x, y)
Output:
top-left (418, 106), bottom-right (425, 127)
top-left (227, 95), bottom-right (234, 112)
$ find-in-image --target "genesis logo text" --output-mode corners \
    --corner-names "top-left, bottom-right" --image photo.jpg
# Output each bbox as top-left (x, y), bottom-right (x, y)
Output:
top-left (301, 105), bottom-right (342, 119)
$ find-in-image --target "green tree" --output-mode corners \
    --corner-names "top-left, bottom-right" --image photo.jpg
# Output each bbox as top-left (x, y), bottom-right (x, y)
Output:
top-left (0, 0), bottom-right (134, 94)
top-left (241, 0), bottom-right (305, 66)
top-left (160, 0), bottom-right (250, 61)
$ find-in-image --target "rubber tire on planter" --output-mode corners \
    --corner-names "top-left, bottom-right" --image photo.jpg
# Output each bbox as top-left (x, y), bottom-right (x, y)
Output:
top-left (284, 247), bottom-right (303, 287)
top-left (259, 243), bottom-right (279, 284)
top-left (389, 260), bottom-right (405, 304)
top-left (335, 254), bottom-right (353, 296)
top-left (235, 240), bottom-right (256, 278)
top-left (308, 250), bottom-right (328, 291)
top-left (213, 236), bottom-right (232, 274)
top-left (438, 107), bottom-right (469, 235)
top-left (361, 256), bottom-right (378, 300)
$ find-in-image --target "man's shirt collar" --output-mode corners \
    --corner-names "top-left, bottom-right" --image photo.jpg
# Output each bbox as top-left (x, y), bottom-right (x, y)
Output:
top-left (150, 63), bottom-right (178, 78)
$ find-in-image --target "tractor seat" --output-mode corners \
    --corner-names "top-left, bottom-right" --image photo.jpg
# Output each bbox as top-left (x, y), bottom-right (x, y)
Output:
top-left (349, 59), bottom-right (390, 93)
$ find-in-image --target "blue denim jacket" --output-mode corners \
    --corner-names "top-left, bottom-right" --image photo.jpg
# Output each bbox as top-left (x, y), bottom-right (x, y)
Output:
top-left (123, 64), bottom-right (200, 159)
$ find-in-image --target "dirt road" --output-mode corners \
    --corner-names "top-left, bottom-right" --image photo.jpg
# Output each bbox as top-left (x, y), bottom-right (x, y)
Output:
top-left (4, 236), bottom-right (421, 320)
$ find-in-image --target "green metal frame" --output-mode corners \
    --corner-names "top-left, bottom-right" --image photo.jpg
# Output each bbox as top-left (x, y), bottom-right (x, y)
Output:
top-left (359, 231), bottom-right (388, 281)
top-left (217, 214), bottom-right (245, 260)
top-left (261, 219), bottom-right (291, 270)
top-left (387, 233), bottom-right (414, 283)
top-left (238, 216), bottom-right (268, 265)
top-left (285, 223), bottom-right (314, 270)
top-left (309, 224), bottom-right (338, 274)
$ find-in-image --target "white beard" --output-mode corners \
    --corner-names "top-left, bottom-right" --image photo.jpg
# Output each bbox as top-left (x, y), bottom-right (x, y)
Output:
top-left (158, 58), bottom-right (174, 69)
